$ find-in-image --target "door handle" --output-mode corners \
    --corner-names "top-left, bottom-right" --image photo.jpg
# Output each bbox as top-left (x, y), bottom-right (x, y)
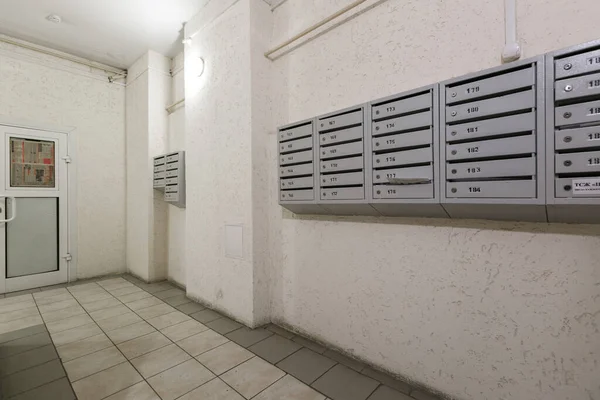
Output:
top-left (0, 197), bottom-right (17, 223)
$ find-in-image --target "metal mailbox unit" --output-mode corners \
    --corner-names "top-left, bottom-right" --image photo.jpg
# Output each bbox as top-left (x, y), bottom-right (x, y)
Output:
top-left (440, 56), bottom-right (547, 222)
top-left (316, 105), bottom-right (378, 215)
top-left (367, 84), bottom-right (447, 217)
top-left (278, 119), bottom-right (324, 214)
top-left (546, 40), bottom-right (600, 223)
top-left (153, 151), bottom-right (186, 208)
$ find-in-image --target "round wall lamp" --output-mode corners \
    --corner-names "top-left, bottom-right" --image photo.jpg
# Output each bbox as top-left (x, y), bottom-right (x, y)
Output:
top-left (195, 57), bottom-right (205, 77)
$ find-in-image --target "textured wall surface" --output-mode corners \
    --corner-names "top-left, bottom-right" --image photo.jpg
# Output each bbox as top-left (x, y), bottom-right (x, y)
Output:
top-left (268, 1), bottom-right (600, 400)
top-left (0, 39), bottom-right (126, 279)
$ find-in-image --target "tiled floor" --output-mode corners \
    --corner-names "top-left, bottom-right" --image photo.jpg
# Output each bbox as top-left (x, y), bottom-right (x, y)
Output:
top-left (0, 275), bottom-right (441, 400)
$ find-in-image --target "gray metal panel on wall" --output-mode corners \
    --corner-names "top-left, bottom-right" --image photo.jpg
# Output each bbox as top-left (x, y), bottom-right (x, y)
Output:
top-left (546, 39), bottom-right (600, 223)
top-left (440, 56), bottom-right (546, 222)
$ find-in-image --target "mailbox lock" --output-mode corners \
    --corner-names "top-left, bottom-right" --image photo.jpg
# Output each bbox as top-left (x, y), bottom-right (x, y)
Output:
top-left (564, 136), bottom-right (572, 143)
top-left (564, 185), bottom-right (572, 191)
top-left (375, 110), bottom-right (380, 115)
top-left (451, 169), bottom-right (457, 174)
top-left (322, 137), bottom-right (326, 141)
top-left (563, 112), bottom-right (572, 119)
top-left (451, 131), bottom-right (457, 136)
top-left (564, 160), bottom-right (572, 167)
top-left (564, 63), bottom-right (573, 70)
top-left (451, 111), bottom-right (457, 117)
top-left (451, 150), bottom-right (457, 155)
top-left (376, 159), bottom-right (381, 164)
top-left (376, 175), bottom-right (381, 179)
top-left (376, 126), bottom-right (380, 131)
top-left (376, 190), bottom-right (381, 195)
top-left (451, 92), bottom-right (457, 97)
top-left (375, 142), bottom-right (380, 147)
top-left (451, 188), bottom-right (457, 193)
top-left (564, 85), bottom-right (573, 92)
top-left (322, 192), bottom-right (327, 197)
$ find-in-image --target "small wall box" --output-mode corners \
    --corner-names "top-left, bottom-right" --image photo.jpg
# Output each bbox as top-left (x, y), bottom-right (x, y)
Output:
top-left (440, 56), bottom-right (547, 222)
top-left (153, 151), bottom-right (186, 209)
top-left (546, 39), bottom-right (600, 223)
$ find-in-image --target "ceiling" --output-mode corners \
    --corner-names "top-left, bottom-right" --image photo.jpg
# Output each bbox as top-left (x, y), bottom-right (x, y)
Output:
top-left (0, 0), bottom-right (279, 69)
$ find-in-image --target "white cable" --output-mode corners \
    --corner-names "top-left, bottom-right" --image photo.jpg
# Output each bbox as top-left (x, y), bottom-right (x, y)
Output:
top-left (502, 0), bottom-right (521, 62)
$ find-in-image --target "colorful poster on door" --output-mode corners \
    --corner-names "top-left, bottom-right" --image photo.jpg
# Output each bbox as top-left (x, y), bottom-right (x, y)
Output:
top-left (9, 138), bottom-right (56, 188)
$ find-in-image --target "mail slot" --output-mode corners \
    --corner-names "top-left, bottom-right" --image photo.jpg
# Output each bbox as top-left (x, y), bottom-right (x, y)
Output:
top-left (321, 156), bottom-right (363, 173)
top-left (166, 161), bottom-right (179, 170)
top-left (280, 149), bottom-right (313, 166)
top-left (279, 123), bottom-right (313, 142)
top-left (154, 164), bottom-right (166, 173)
top-left (320, 141), bottom-right (363, 160)
top-left (320, 126), bottom-right (363, 146)
top-left (165, 185), bottom-right (178, 194)
top-left (555, 126), bottom-right (600, 151)
top-left (446, 90), bottom-right (535, 122)
top-left (446, 67), bottom-right (534, 104)
top-left (555, 48), bottom-right (600, 79)
top-left (373, 147), bottom-right (432, 168)
top-left (373, 183), bottom-right (433, 199)
top-left (165, 169), bottom-right (178, 178)
top-left (280, 189), bottom-right (314, 201)
top-left (318, 110), bottom-right (362, 132)
top-left (165, 177), bottom-right (178, 185)
top-left (320, 171), bottom-right (363, 187)
top-left (279, 163), bottom-right (313, 178)
top-left (372, 92), bottom-right (432, 121)
top-left (154, 171), bottom-right (165, 179)
top-left (321, 187), bottom-right (364, 200)
top-left (280, 137), bottom-right (313, 154)
top-left (153, 179), bottom-right (165, 188)
top-left (555, 99), bottom-right (600, 126)
top-left (447, 180), bottom-right (536, 198)
top-left (280, 176), bottom-right (313, 189)
top-left (154, 157), bottom-right (165, 166)
top-left (446, 112), bottom-right (535, 142)
top-left (446, 135), bottom-right (535, 161)
top-left (166, 154), bottom-right (179, 163)
top-left (555, 72), bottom-right (600, 101)
top-left (373, 165), bottom-right (433, 184)
top-left (555, 151), bottom-right (600, 174)
top-left (165, 193), bottom-right (179, 202)
top-left (555, 177), bottom-right (600, 198)
top-left (448, 157), bottom-right (536, 179)
top-left (372, 129), bottom-right (432, 152)
top-left (372, 111), bottom-right (431, 136)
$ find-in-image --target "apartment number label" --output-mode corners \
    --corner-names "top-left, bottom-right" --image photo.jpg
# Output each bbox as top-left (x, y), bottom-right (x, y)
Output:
top-left (588, 157), bottom-right (600, 166)
top-left (467, 106), bottom-right (480, 114)
top-left (467, 147), bottom-right (479, 154)
top-left (386, 122), bottom-right (396, 129)
top-left (588, 132), bottom-right (600, 141)
top-left (386, 106), bottom-right (396, 113)
top-left (589, 107), bottom-right (600, 116)
top-left (589, 79), bottom-right (600, 88)
top-left (467, 167), bottom-right (481, 174)
top-left (467, 126), bottom-right (479, 134)
top-left (387, 189), bottom-right (397, 195)
top-left (587, 56), bottom-right (600, 66)
top-left (469, 187), bottom-right (482, 193)
top-left (466, 86), bottom-right (480, 94)
top-left (386, 139), bottom-right (396, 145)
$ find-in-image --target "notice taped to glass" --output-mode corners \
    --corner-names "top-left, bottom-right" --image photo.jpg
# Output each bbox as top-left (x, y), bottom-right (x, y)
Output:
top-left (10, 137), bottom-right (56, 188)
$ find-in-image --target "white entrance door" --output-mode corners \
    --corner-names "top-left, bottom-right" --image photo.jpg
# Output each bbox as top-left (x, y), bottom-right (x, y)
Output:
top-left (0, 125), bottom-right (70, 293)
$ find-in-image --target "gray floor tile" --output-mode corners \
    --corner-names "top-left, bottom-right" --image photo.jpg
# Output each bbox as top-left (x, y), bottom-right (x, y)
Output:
top-left (104, 381), bottom-right (160, 400)
top-left (0, 331), bottom-right (52, 359)
top-left (33, 288), bottom-right (69, 300)
top-left (312, 364), bottom-right (379, 400)
top-left (136, 304), bottom-right (176, 320)
top-left (96, 312), bottom-right (142, 331)
top-left (147, 359), bottom-right (215, 400)
top-left (38, 299), bottom-right (79, 314)
top-left (0, 324), bottom-right (46, 345)
top-left (196, 341), bottom-right (254, 375)
top-left (367, 386), bottom-right (413, 400)
top-left (117, 331), bottom-right (171, 359)
top-left (50, 323), bottom-right (103, 347)
top-left (108, 285), bottom-right (142, 297)
top-left (293, 336), bottom-right (327, 354)
top-left (362, 367), bottom-right (412, 395)
top-left (221, 357), bottom-right (285, 399)
top-left (34, 292), bottom-right (74, 306)
top-left (154, 288), bottom-right (185, 300)
top-left (324, 349), bottom-right (365, 372)
top-left (41, 305), bottom-right (86, 323)
top-left (190, 309), bottom-right (223, 323)
top-left (225, 327), bottom-right (273, 348)
top-left (0, 307), bottom-right (39, 324)
top-left (249, 333), bottom-right (302, 364)
top-left (45, 314), bottom-right (94, 334)
top-left (5, 288), bottom-right (40, 297)
top-left (125, 296), bottom-right (163, 311)
top-left (0, 315), bottom-right (44, 335)
top-left (164, 294), bottom-right (191, 307)
top-left (143, 282), bottom-right (175, 294)
top-left (9, 377), bottom-right (76, 400)
top-left (0, 344), bottom-right (57, 377)
top-left (81, 298), bottom-right (122, 312)
top-left (177, 329), bottom-right (229, 356)
top-left (89, 305), bottom-right (131, 322)
top-left (267, 324), bottom-right (296, 339)
top-left (131, 343), bottom-right (191, 378)
top-left (178, 378), bottom-right (244, 400)
top-left (72, 361), bottom-right (143, 400)
top-left (116, 290), bottom-right (152, 303)
top-left (63, 346), bottom-right (126, 382)
top-left (205, 317), bottom-right (243, 335)
top-left (38, 283), bottom-right (69, 292)
top-left (0, 359), bottom-right (65, 398)
top-left (277, 347), bottom-right (337, 385)
top-left (161, 320), bottom-right (208, 342)
top-left (411, 390), bottom-right (440, 400)
top-left (253, 374), bottom-right (326, 400)
top-left (146, 311), bottom-right (190, 330)
top-left (176, 302), bottom-right (206, 315)
top-left (105, 321), bottom-right (156, 344)
top-left (56, 333), bottom-right (113, 362)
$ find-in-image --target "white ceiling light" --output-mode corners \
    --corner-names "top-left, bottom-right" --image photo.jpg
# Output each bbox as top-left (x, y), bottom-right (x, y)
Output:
top-left (45, 14), bottom-right (62, 24)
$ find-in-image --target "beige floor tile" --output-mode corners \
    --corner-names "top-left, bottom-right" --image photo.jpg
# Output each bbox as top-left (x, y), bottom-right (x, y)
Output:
top-left (0, 315), bottom-right (43, 335)
top-left (98, 279), bottom-right (133, 290)
top-left (0, 306), bottom-right (39, 323)
top-left (63, 346), bottom-right (126, 382)
top-left (147, 311), bottom-right (191, 330)
top-left (41, 305), bottom-right (85, 323)
top-left (131, 343), bottom-right (191, 378)
top-left (57, 333), bottom-right (113, 362)
top-left (117, 331), bottom-right (171, 359)
top-left (0, 299), bottom-right (36, 314)
top-left (50, 323), bottom-right (103, 347)
top-left (108, 286), bottom-right (142, 297)
top-left (105, 321), bottom-right (156, 344)
top-left (46, 314), bottom-right (93, 334)
top-left (68, 283), bottom-right (101, 293)
top-left (178, 378), bottom-right (245, 400)
top-left (161, 320), bottom-right (208, 342)
top-left (125, 296), bottom-right (163, 311)
top-left (72, 362), bottom-right (143, 400)
top-left (33, 287), bottom-right (69, 299)
top-left (34, 292), bottom-right (74, 306)
top-left (116, 290), bottom-right (152, 303)
top-left (0, 293), bottom-right (33, 306)
top-left (136, 303), bottom-right (176, 320)
top-left (77, 292), bottom-right (113, 304)
top-left (177, 329), bottom-right (229, 357)
top-left (38, 298), bottom-right (79, 314)
top-left (147, 359), bottom-right (215, 400)
top-left (221, 357), bottom-right (286, 399)
top-left (89, 305), bottom-right (131, 322)
top-left (196, 341), bottom-right (254, 375)
top-left (81, 297), bottom-right (122, 312)
top-left (96, 312), bottom-right (142, 331)
top-left (104, 381), bottom-right (160, 400)
top-left (253, 375), bottom-right (325, 400)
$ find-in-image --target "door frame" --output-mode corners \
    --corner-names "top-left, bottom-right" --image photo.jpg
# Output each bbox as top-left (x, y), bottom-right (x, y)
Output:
top-left (0, 117), bottom-right (78, 287)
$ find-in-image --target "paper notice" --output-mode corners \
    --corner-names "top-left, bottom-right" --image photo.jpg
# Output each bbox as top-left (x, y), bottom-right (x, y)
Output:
top-left (572, 178), bottom-right (600, 196)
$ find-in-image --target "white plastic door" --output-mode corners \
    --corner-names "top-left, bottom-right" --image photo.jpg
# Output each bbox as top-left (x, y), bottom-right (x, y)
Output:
top-left (0, 126), bottom-right (69, 293)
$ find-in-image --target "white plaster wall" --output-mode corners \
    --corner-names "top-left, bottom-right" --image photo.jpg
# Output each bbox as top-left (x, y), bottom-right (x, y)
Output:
top-left (0, 38), bottom-right (126, 279)
top-left (268, 1), bottom-right (600, 400)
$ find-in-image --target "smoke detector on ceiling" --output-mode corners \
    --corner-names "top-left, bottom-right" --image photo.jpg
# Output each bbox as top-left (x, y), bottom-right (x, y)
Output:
top-left (46, 14), bottom-right (62, 24)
